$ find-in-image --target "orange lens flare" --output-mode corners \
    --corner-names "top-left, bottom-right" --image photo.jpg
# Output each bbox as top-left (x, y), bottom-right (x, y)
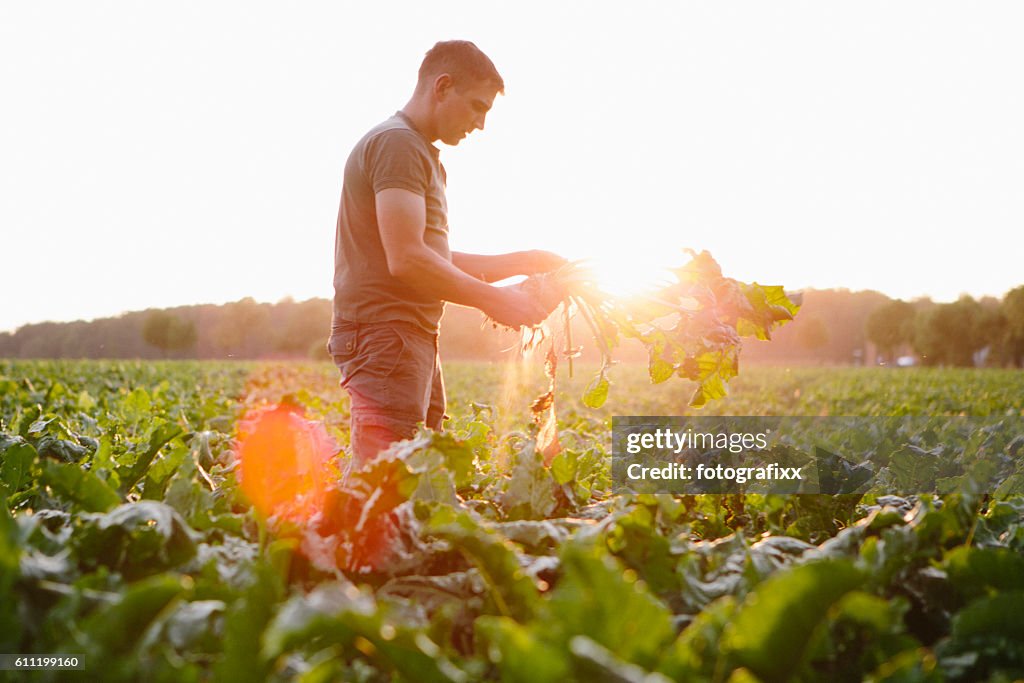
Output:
top-left (235, 403), bottom-right (336, 524)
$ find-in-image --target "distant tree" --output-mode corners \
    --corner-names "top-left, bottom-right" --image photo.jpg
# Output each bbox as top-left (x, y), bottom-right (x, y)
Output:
top-left (740, 289), bottom-right (891, 364)
top-left (0, 331), bottom-right (13, 357)
top-left (1001, 286), bottom-right (1024, 367)
top-left (213, 298), bottom-right (271, 357)
top-left (912, 296), bottom-right (984, 367)
top-left (971, 299), bottom-right (1008, 366)
top-left (142, 311), bottom-right (197, 357)
top-left (795, 315), bottom-right (829, 352)
top-left (18, 322), bottom-right (70, 358)
top-left (274, 299), bottom-right (331, 356)
top-left (866, 300), bottom-right (915, 362)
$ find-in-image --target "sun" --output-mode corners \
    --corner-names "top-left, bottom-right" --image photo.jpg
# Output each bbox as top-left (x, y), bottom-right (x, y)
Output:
top-left (585, 252), bottom-right (677, 300)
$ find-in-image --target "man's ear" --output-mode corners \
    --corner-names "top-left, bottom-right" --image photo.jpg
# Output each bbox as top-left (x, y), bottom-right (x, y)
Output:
top-left (433, 73), bottom-right (455, 100)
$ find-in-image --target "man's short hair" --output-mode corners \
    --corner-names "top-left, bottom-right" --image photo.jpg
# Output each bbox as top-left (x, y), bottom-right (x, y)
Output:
top-left (417, 40), bottom-right (504, 95)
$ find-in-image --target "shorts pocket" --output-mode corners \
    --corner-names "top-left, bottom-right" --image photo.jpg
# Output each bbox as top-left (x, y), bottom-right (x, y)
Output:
top-left (328, 324), bottom-right (358, 361)
top-left (329, 323), bottom-right (361, 387)
top-left (351, 325), bottom-right (408, 380)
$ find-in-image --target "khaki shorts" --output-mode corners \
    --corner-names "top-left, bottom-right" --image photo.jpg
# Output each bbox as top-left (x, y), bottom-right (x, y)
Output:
top-left (328, 320), bottom-right (446, 462)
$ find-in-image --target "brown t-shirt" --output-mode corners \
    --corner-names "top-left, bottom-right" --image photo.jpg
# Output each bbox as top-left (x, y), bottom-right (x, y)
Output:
top-left (332, 111), bottom-right (450, 334)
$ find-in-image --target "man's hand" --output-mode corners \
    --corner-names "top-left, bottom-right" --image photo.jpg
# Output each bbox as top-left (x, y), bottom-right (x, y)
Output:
top-left (452, 250), bottom-right (569, 282)
top-left (482, 285), bottom-right (551, 329)
top-left (519, 250), bottom-right (568, 276)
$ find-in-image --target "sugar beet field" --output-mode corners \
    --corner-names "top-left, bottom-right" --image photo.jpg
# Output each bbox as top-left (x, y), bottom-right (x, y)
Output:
top-left (2, 360), bottom-right (1024, 682)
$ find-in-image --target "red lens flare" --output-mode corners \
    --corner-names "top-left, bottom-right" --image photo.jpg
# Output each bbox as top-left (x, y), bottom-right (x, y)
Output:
top-left (235, 403), bottom-right (337, 524)
top-left (234, 399), bottom-right (415, 574)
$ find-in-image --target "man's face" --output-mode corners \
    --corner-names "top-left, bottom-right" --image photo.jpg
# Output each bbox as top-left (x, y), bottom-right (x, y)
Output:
top-left (437, 80), bottom-right (498, 146)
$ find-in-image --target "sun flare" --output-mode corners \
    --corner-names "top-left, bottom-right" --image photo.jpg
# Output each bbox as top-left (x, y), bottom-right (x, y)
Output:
top-left (584, 253), bottom-right (677, 300)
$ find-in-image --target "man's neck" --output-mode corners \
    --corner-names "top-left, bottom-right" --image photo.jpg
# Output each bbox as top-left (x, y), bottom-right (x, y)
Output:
top-left (400, 98), bottom-right (438, 142)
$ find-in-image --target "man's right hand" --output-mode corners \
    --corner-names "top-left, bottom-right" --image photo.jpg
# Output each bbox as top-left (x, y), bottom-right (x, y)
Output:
top-left (483, 285), bottom-right (551, 329)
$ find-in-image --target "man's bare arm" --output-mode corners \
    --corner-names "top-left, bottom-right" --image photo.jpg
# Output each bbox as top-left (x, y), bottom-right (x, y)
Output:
top-left (376, 188), bottom-right (548, 327)
top-left (452, 250), bottom-right (567, 283)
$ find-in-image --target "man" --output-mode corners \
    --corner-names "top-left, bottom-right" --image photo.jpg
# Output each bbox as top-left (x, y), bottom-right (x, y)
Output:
top-left (329, 40), bottom-right (565, 463)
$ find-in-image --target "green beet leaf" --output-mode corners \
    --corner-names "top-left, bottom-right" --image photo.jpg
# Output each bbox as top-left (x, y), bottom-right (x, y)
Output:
top-left (143, 598), bottom-right (226, 653)
top-left (429, 511), bottom-right (541, 622)
top-left (649, 357), bottom-right (675, 385)
top-left (545, 541), bottom-right (675, 670)
top-left (607, 504), bottom-right (680, 595)
top-left (76, 573), bottom-right (188, 656)
top-left (948, 591), bottom-right (1024, 643)
top-left (264, 581), bottom-right (467, 683)
top-left (657, 596), bottom-right (738, 680)
top-left (722, 559), bottom-right (863, 682)
top-left (0, 503), bottom-right (22, 651)
top-left (41, 460), bottom-right (121, 512)
top-left (939, 591), bottom-right (1024, 679)
top-left (402, 431), bottom-right (476, 490)
top-left (569, 635), bottom-right (673, 683)
top-left (1, 440), bottom-right (37, 497)
top-left (118, 420), bottom-right (183, 495)
top-left (583, 373), bottom-right (610, 409)
top-left (476, 616), bottom-right (571, 683)
top-left (73, 501), bottom-right (197, 578)
top-left (550, 449), bottom-right (578, 486)
top-left (216, 563), bottom-right (283, 683)
top-left (943, 546), bottom-right (1024, 601)
top-left (887, 444), bottom-right (941, 493)
top-left (500, 446), bottom-right (557, 520)
top-left (261, 581), bottom-right (372, 658)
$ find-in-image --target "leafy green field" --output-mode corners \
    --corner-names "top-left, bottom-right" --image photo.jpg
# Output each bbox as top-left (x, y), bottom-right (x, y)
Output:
top-left (2, 360), bottom-right (1024, 682)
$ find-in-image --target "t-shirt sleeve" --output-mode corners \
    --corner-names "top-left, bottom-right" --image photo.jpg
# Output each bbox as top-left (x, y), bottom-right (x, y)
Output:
top-left (364, 130), bottom-right (430, 195)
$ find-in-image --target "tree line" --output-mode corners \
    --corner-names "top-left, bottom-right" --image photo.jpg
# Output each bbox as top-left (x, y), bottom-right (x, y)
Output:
top-left (0, 298), bottom-right (523, 363)
top-left (864, 288), bottom-right (1024, 367)
top-left (0, 298), bottom-right (333, 361)
top-left (738, 286), bottom-right (1024, 367)
top-left (1, 287), bottom-right (1022, 367)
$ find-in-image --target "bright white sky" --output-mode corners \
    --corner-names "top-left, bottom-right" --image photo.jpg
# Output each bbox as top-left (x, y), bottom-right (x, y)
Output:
top-left (2, 2), bottom-right (1022, 333)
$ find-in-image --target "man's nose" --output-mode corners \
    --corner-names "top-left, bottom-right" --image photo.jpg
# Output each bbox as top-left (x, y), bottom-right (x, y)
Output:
top-left (473, 113), bottom-right (486, 131)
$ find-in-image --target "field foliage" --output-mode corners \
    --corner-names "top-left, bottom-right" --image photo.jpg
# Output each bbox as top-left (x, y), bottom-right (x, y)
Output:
top-left (2, 360), bottom-right (1024, 682)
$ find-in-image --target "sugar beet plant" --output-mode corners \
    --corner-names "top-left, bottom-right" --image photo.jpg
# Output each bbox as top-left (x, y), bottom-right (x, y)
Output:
top-left (511, 249), bottom-right (800, 462)
top-left (516, 249), bottom-right (802, 409)
top-left (2, 357), bottom-right (1024, 676)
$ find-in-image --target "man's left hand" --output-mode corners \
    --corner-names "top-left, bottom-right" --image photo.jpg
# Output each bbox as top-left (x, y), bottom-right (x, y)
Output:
top-left (520, 250), bottom-right (568, 276)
